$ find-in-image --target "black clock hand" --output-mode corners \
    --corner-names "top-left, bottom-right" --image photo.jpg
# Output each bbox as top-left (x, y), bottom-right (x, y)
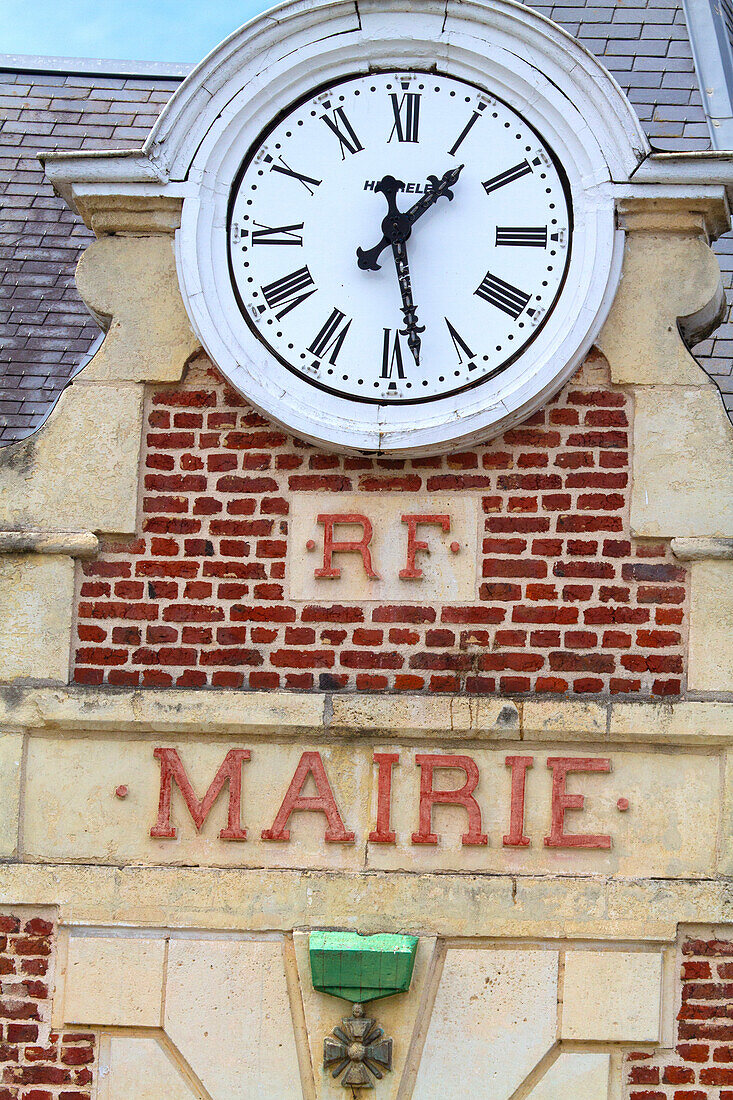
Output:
top-left (393, 237), bottom-right (425, 365)
top-left (406, 163), bottom-right (464, 225)
top-left (356, 165), bottom-right (464, 272)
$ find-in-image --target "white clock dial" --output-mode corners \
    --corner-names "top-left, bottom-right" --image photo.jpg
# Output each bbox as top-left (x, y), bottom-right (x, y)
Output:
top-left (228, 70), bottom-right (572, 406)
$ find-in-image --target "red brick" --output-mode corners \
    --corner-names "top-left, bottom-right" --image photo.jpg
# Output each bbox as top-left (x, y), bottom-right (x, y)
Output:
top-left (301, 606), bottom-right (364, 623)
top-left (483, 558), bottom-right (547, 578)
top-left (372, 605), bottom-right (436, 624)
top-left (443, 606), bottom-right (505, 624)
top-left (271, 649), bottom-right (335, 668)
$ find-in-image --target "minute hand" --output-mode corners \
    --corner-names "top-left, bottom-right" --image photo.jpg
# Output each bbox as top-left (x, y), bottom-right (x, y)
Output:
top-left (406, 163), bottom-right (464, 225)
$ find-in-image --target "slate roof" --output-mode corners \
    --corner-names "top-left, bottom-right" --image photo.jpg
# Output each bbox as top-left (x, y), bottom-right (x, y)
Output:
top-left (1, 0), bottom-right (732, 445)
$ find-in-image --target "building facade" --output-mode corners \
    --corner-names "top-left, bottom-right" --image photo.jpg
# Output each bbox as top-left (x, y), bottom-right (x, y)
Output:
top-left (2, 1), bottom-right (733, 1097)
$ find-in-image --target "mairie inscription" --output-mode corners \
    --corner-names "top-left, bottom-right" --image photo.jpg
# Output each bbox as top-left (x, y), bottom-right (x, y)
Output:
top-left (22, 736), bottom-right (719, 878)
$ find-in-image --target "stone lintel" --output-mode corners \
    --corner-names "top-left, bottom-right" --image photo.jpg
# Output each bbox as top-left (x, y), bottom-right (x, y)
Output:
top-left (671, 536), bottom-right (733, 560)
top-left (0, 863), bottom-right (726, 940)
top-left (0, 529), bottom-right (98, 558)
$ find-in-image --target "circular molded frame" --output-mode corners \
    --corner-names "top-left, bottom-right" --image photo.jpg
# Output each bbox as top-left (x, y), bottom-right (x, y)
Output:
top-left (176, 2), bottom-right (627, 455)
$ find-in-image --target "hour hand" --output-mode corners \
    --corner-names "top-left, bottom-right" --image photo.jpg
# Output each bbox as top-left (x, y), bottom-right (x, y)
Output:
top-left (357, 175), bottom-right (410, 271)
top-left (357, 238), bottom-right (388, 271)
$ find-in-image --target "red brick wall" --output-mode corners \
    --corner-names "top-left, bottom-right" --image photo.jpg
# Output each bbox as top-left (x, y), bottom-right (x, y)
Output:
top-left (0, 913), bottom-right (96, 1100)
top-left (72, 353), bottom-right (689, 696)
top-left (626, 935), bottom-right (733, 1099)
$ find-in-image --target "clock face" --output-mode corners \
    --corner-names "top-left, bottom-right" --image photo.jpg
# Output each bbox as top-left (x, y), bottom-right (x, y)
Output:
top-left (227, 70), bottom-right (572, 406)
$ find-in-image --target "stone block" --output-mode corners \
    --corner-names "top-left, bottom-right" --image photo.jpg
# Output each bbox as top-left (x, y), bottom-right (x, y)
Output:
top-left (610, 701), bottom-right (733, 744)
top-left (688, 560), bottom-right (733, 691)
top-left (561, 949), bottom-right (662, 1041)
top-left (522, 701), bottom-right (607, 741)
top-left (0, 554), bottom-right (73, 681)
top-left (98, 1035), bottom-right (199, 1100)
top-left (0, 381), bottom-right (143, 533)
top-left (75, 235), bottom-right (200, 384)
top-left (597, 231), bottom-right (722, 387)
top-left (329, 694), bottom-right (519, 737)
top-left (413, 948), bottom-right (559, 1099)
top-left (629, 385), bottom-right (733, 538)
top-left (0, 731), bottom-right (23, 857)
top-left (164, 938), bottom-right (301, 1100)
top-left (528, 1052), bottom-right (610, 1099)
top-left (63, 934), bottom-right (165, 1026)
top-left (21, 737), bottom-right (720, 879)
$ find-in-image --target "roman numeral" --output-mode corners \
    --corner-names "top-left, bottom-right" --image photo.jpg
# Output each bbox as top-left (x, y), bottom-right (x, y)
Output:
top-left (251, 221), bottom-right (304, 246)
top-left (389, 92), bottom-right (420, 143)
top-left (308, 308), bottom-right (352, 365)
top-left (380, 329), bottom-right (406, 387)
top-left (320, 107), bottom-right (363, 158)
top-left (448, 110), bottom-right (483, 156)
top-left (482, 160), bottom-right (532, 195)
top-left (495, 226), bottom-right (548, 248)
top-left (261, 266), bottom-right (316, 320)
top-left (267, 155), bottom-right (322, 195)
top-left (445, 318), bottom-right (476, 369)
top-left (475, 271), bottom-right (530, 319)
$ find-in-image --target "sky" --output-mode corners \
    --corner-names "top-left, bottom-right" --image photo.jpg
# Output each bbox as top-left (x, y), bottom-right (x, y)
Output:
top-left (0, 0), bottom-right (272, 63)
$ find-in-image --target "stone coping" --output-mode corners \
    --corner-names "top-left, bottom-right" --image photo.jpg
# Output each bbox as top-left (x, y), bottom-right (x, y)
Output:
top-left (2, 686), bottom-right (733, 745)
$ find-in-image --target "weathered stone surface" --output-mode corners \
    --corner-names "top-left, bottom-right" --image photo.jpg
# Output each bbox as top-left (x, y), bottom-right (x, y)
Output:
top-left (630, 385), bottom-right (733, 538)
top-left (99, 1036), bottom-right (200, 1100)
top-left (561, 949), bottom-right (662, 1041)
top-left (63, 934), bottom-right (165, 1026)
top-left (413, 949), bottom-right (558, 1098)
top-left (688, 559), bottom-right (733, 691)
top-left (75, 235), bottom-right (199, 384)
top-left (0, 732), bottom-right (23, 857)
top-left (294, 930), bottom-right (437, 1100)
top-left (0, 381), bottom-right (143, 533)
top-left (164, 938), bottom-right (301, 1100)
top-left (597, 231), bottom-right (723, 387)
top-left (330, 695), bottom-right (519, 738)
top-left (528, 1052), bottom-right (610, 1099)
top-left (610, 700), bottom-right (733, 744)
top-left (1, 862), bottom-right (729, 939)
top-left (0, 555), bottom-right (73, 681)
top-left (522, 701), bottom-right (607, 741)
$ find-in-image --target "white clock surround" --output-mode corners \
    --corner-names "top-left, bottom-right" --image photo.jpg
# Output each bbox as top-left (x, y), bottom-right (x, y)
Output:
top-left (49, 0), bottom-right (654, 456)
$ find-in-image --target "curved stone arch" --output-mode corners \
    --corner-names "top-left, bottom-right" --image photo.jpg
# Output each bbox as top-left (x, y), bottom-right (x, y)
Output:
top-left (144, 0), bottom-right (649, 185)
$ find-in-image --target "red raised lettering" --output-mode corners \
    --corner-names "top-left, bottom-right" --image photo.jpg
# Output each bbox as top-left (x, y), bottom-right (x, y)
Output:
top-left (544, 756), bottom-right (612, 849)
top-left (399, 514), bottom-right (451, 579)
top-left (262, 750), bottom-right (355, 843)
top-left (369, 752), bottom-right (400, 843)
top-left (503, 755), bottom-right (534, 847)
top-left (412, 753), bottom-right (488, 846)
top-left (315, 513), bottom-right (379, 579)
top-left (150, 747), bottom-right (250, 840)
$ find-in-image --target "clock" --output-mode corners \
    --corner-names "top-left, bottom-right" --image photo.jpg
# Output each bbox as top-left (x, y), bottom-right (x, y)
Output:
top-left (227, 71), bottom-right (572, 407)
top-left (174, 0), bottom-right (633, 455)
